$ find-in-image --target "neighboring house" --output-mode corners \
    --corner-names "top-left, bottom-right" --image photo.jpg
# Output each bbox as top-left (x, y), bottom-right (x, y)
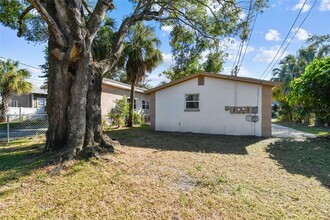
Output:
top-left (101, 78), bottom-right (150, 117)
top-left (7, 79), bottom-right (151, 118)
top-left (145, 72), bottom-right (280, 137)
top-left (9, 86), bottom-right (47, 108)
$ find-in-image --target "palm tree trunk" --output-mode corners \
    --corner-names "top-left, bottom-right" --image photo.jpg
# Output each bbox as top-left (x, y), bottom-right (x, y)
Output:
top-left (0, 92), bottom-right (10, 122)
top-left (127, 80), bottom-right (135, 127)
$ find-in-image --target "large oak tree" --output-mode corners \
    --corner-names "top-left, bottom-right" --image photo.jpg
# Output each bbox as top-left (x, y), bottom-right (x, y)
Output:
top-left (0, 0), bottom-right (266, 159)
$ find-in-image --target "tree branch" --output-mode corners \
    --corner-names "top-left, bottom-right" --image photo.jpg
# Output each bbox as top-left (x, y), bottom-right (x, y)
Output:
top-left (27, 0), bottom-right (65, 46)
top-left (87, 0), bottom-right (115, 39)
top-left (17, 5), bottom-right (34, 37)
top-left (82, 0), bottom-right (93, 15)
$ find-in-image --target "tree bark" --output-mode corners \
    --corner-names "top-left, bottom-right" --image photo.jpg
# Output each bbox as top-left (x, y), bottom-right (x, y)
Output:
top-left (43, 1), bottom-right (117, 160)
top-left (0, 92), bottom-right (9, 122)
top-left (45, 40), bottom-right (116, 159)
top-left (127, 80), bottom-right (135, 127)
top-left (45, 37), bottom-right (71, 151)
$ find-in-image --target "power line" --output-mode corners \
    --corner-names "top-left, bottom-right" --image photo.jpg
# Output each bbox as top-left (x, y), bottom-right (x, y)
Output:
top-left (254, 0), bottom-right (315, 116)
top-left (231, 0), bottom-right (254, 76)
top-left (236, 9), bottom-right (259, 75)
top-left (261, 0), bottom-right (317, 80)
top-left (257, 0), bottom-right (309, 80)
top-left (0, 56), bottom-right (43, 71)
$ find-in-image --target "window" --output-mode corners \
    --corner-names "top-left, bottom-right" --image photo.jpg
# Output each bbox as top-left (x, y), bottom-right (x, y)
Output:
top-left (127, 98), bottom-right (136, 109)
top-left (9, 100), bottom-right (18, 107)
top-left (142, 100), bottom-right (150, 110)
top-left (37, 98), bottom-right (46, 108)
top-left (146, 100), bottom-right (150, 110)
top-left (185, 94), bottom-right (199, 110)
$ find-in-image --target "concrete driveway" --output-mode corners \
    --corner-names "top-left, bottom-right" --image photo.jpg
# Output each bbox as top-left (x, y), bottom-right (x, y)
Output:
top-left (272, 124), bottom-right (317, 140)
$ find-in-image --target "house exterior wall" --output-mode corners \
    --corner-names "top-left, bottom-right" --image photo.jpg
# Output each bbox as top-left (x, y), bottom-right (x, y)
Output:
top-left (152, 76), bottom-right (265, 136)
top-left (9, 93), bottom-right (47, 108)
top-left (261, 85), bottom-right (272, 137)
top-left (101, 84), bottom-right (150, 116)
top-left (32, 94), bottom-right (47, 108)
top-left (9, 94), bottom-right (32, 107)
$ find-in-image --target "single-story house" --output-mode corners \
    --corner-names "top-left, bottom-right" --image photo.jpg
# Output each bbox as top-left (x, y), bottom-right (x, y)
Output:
top-left (145, 72), bottom-right (280, 137)
top-left (9, 86), bottom-right (47, 108)
top-left (101, 78), bottom-right (150, 117)
top-left (7, 79), bottom-right (151, 118)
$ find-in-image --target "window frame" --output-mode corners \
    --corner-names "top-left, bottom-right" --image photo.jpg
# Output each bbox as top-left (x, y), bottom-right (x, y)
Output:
top-left (36, 97), bottom-right (46, 108)
top-left (142, 100), bottom-right (146, 109)
top-left (146, 100), bottom-right (150, 110)
top-left (10, 100), bottom-right (18, 107)
top-left (184, 93), bottom-right (200, 111)
top-left (142, 100), bottom-right (150, 110)
top-left (127, 98), bottom-right (137, 109)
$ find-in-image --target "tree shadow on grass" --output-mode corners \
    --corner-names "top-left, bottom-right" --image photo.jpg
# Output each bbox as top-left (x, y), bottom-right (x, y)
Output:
top-left (0, 141), bottom-right (53, 187)
top-left (267, 138), bottom-right (330, 188)
top-left (106, 126), bottom-right (265, 155)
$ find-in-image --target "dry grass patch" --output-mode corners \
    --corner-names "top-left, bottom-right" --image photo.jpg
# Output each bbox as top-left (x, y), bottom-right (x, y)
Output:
top-left (0, 127), bottom-right (329, 219)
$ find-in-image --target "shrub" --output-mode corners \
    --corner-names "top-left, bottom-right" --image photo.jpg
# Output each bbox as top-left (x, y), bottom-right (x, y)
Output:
top-left (108, 96), bottom-right (129, 127)
top-left (133, 111), bottom-right (142, 125)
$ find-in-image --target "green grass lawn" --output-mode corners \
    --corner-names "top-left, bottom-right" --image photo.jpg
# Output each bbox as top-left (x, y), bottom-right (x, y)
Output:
top-left (0, 128), bottom-right (329, 219)
top-left (274, 120), bottom-right (330, 137)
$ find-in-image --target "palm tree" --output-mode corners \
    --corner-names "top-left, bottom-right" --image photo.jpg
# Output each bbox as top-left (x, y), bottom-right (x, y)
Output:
top-left (118, 22), bottom-right (163, 127)
top-left (0, 59), bottom-right (32, 121)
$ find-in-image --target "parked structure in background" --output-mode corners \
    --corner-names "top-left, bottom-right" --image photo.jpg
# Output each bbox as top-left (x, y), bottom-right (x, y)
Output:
top-left (8, 85), bottom-right (47, 109)
top-left (5, 80), bottom-right (151, 120)
top-left (146, 73), bottom-right (280, 137)
top-left (101, 78), bottom-right (150, 121)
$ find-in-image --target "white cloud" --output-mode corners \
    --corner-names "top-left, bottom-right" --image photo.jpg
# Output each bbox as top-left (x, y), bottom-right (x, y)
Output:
top-left (270, 0), bottom-right (284, 8)
top-left (253, 46), bottom-right (288, 63)
top-left (161, 53), bottom-right (175, 67)
top-left (151, 4), bottom-right (161, 11)
top-left (320, 0), bottom-right (330, 11)
top-left (221, 38), bottom-right (255, 62)
top-left (265, 29), bottom-right (281, 41)
top-left (238, 11), bottom-right (247, 20)
top-left (161, 25), bottom-right (173, 33)
top-left (291, 0), bottom-right (311, 12)
top-left (146, 53), bottom-right (174, 87)
top-left (223, 66), bottom-right (254, 77)
top-left (293, 28), bottom-right (310, 40)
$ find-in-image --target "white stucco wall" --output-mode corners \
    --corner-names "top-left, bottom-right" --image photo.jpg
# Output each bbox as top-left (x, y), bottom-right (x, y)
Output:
top-left (154, 76), bottom-right (262, 136)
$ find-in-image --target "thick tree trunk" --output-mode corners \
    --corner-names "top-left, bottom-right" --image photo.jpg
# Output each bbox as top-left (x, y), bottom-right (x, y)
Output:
top-left (127, 80), bottom-right (135, 127)
top-left (45, 38), bottom-right (71, 151)
top-left (40, 1), bottom-right (120, 160)
top-left (45, 39), bottom-right (116, 160)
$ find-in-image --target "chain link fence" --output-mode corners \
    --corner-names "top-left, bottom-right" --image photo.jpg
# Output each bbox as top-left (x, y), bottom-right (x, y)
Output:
top-left (0, 114), bottom-right (48, 143)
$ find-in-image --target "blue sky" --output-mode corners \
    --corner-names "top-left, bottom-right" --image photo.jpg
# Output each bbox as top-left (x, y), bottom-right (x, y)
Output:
top-left (0, 0), bottom-right (329, 87)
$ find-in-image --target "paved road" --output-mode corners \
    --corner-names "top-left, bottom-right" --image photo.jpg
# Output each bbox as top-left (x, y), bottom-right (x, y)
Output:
top-left (272, 124), bottom-right (317, 140)
top-left (0, 127), bottom-right (47, 141)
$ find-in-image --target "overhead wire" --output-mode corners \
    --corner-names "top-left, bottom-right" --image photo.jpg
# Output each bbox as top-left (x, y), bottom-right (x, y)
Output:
top-left (236, 9), bottom-right (259, 76)
top-left (254, 0), bottom-right (316, 119)
top-left (256, 0), bottom-right (309, 80)
top-left (0, 56), bottom-right (46, 83)
top-left (231, 0), bottom-right (254, 76)
top-left (261, 0), bottom-right (317, 80)
top-left (0, 56), bottom-right (43, 71)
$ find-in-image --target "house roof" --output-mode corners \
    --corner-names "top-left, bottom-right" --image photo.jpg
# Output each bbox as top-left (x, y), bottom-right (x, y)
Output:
top-left (35, 79), bottom-right (147, 95)
top-left (31, 86), bottom-right (47, 95)
top-left (145, 72), bottom-right (281, 94)
top-left (102, 78), bottom-right (147, 93)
